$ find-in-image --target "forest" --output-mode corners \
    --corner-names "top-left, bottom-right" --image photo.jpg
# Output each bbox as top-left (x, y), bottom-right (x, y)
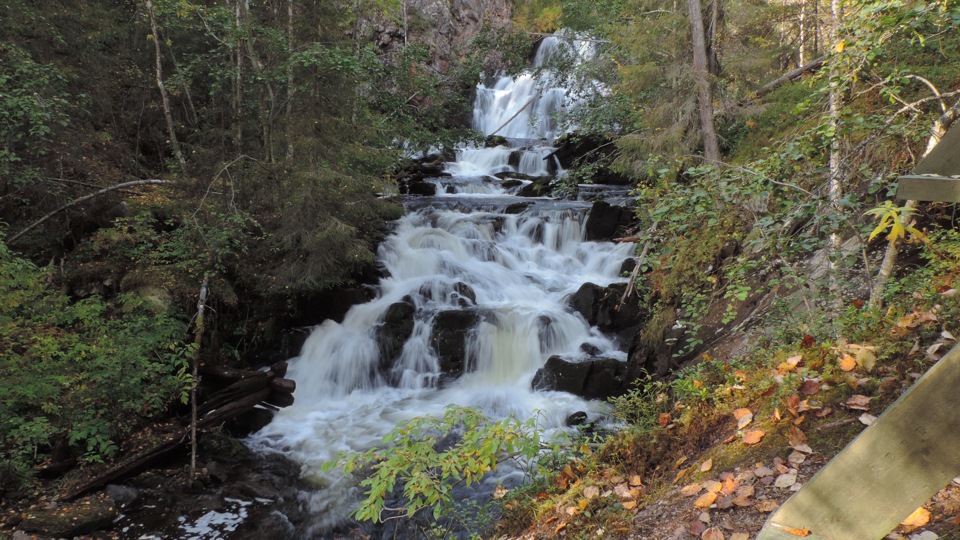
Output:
top-left (1, 0), bottom-right (959, 538)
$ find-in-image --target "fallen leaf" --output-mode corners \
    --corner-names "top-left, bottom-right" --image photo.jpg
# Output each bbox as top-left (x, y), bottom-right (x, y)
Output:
top-left (565, 506), bottom-right (578, 516)
top-left (608, 475), bottom-right (624, 484)
top-left (555, 522), bottom-right (566, 534)
top-left (694, 491), bottom-right (719, 508)
top-left (844, 394), bottom-right (871, 410)
top-left (703, 480), bottom-right (723, 493)
top-left (788, 425), bottom-right (808, 446)
top-left (681, 482), bottom-right (704, 497)
top-left (676, 456), bottom-right (688, 468)
top-left (816, 407), bottom-right (833, 418)
top-left (622, 500), bottom-right (637, 510)
top-left (802, 335), bottom-right (816, 348)
top-left (701, 459), bottom-right (714, 473)
top-left (732, 496), bottom-right (753, 507)
top-left (578, 499), bottom-right (588, 510)
top-left (856, 348), bottom-right (877, 372)
top-left (721, 477), bottom-right (739, 495)
top-left (797, 399), bottom-right (821, 413)
top-left (791, 443), bottom-right (814, 454)
top-left (614, 483), bottom-right (632, 500)
top-left (799, 379), bottom-right (821, 395)
top-left (659, 412), bottom-right (671, 427)
top-left (702, 527), bottom-right (725, 540)
top-left (785, 393), bottom-right (801, 416)
top-left (722, 434), bottom-right (737, 444)
top-left (583, 486), bottom-right (599, 499)
top-left (493, 485), bottom-right (508, 499)
top-left (941, 288), bottom-right (957, 297)
top-left (773, 407), bottom-right (782, 422)
top-left (689, 520), bottom-right (708, 537)
top-left (736, 410), bottom-right (754, 430)
top-left (736, 485), bottom-right (755, 498)
top-left (733, 408), bottom-right (753, 420)
top-left (755, 500), bottom-right (779, 513)
top-left (782, 526), bottom-right (810, 537)
top-left (900, 507), bottom-right (930, 529)
top-left (788, 451), bottom-right (807, 465)
top-left (840, 354), bottom-right (857, 371)
top-left (858, 413), bottom-right (877, 426)
top-left (942, 330), bottom-right (957, 341)
top-left (754, 465), bottom-right (774, 478)
top-left (775, 473), bottom-right (798, 488)
top-left (742, 430), bottom-right (766, 445)
top-left (927, 342), bottom-right (944, 357)
top-left (731, 533), bottom-right (750, 540)
top-left (629, 474), bottom-right (643, 487)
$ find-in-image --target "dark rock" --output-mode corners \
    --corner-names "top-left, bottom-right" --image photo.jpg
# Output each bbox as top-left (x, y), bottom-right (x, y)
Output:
top-left (430, 309), bottom-right (480, 380)
top-left (376, 300), bottom-right (416, 369)
top-left (20, 498), bottom-right (117, 537)
top-left (566, 411), bottom-right (588, 426)
top-left (551, 132), bottom-right (615, 169)
top-left (225, 407), bottom-right (274, 437)
top-left (106, 484), bottom-right (140, 508)
top-left (504, 201), bottom-right (531, 214)
top-left (453, 282), bottom-right (477, 307)
top-left (584, 200), bottom-right (634, 241)
top-left (485, 135), bottom-right (509, 147)
top-left (230, 476), bottom-right (281, 500)
top-left (265, 390), bottom-right (295, 408)
top-left (580, 342), bottom-right (602, 356)
top-left (532, 355), bottom-right (627, 400)
top-left (619, 257), bottom-right (637, 276)
top-left (568, 282), bottom-right (646, 346)
top-left (501, 179), bottom-right (524, 190)
top-left (517, 177), bottom-right (554, 197)
top-left (407, 181), bottom-right (438, 196)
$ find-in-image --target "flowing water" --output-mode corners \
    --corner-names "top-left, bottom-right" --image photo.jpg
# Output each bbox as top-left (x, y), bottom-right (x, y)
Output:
top-left (247, 34), bottom-right (633, 536)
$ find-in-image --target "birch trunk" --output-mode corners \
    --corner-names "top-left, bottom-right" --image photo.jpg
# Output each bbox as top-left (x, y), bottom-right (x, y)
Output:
top-left (688, 0), bottom-right (720, 162)
top-left (145, 0), bottom-right (186, 169)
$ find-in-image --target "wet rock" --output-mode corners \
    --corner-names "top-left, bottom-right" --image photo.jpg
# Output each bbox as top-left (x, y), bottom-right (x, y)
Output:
top-left (568, 282), bottom-right (646, 346)
top-left (485, 134), bottom-right (508, 147)
top-left (407, 180), bottom-right (438, 196)
top-left (580, 342), bottom-right (602, 356)
top-left (20, 497), bottom-right (117, 537)
top-left (504, 201), bottom-right (531, 214)
top-left (501, 179), bottom-right (524, 190)
top-left (376, 300), bottom-right (416, 369)
top-left (532, 355), bottom-right (628, 400)
top-left (226, 407), bottom-right (275, 437)
top-left (620, 257), bottom-right (637, 276)
top-left (453, 282), bottom-right (477, 306)
top-left (566, 411), bottom-right (589, 426)
top-left (584, 200), bottom-right (634, 241)
top-left (517, 177), bottom-right (554, 197)
top-left (430, 309), bottom-right (480, 381)
top-left (106, 484), bottom-right (140, 508)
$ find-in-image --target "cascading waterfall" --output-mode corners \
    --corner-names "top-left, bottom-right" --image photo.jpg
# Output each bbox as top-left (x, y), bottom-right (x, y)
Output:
top-left (247, 32), bottom-right (631, 534)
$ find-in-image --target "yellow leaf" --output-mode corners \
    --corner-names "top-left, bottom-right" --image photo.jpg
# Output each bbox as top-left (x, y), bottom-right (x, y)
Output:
top-left (834, 40), bottom-right (846, 53)
top-left (622, 500), bottom-right (638, 510)
top-left (742, 430), bottom-right (766, 445)
top-left (702, 527), bottom-right (725, 540)
top-left (856, 347), bottom-right (877, 372)
top-left (578, 499), bottom-right (588, 510)
top-left (703, 480), bottom-right (723, 493)
top-left (900, 507), bottom-right (931, 529)
top-left (694, 491), bottom-right (719, 508)
top-left (629, 474), bottom-right (643, 487)
top-left (700, 459), bottom-right (713, 472)
top-left (681, 482), bottom-right (703, 496)
top-left (840, 354), bottom-right (857, 371)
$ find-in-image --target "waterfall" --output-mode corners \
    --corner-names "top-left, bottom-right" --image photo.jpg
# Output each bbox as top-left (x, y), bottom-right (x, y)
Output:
top-left (247, 32), bottom-right (630, 533)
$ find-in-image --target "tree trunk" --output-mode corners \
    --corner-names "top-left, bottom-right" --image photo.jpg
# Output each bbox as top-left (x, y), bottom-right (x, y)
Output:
top-left (799, 0), bottom-right (807, 66)
top-left (145, 0), bottom-right (186, 170)
top-left (688, 0), bottom-right (720, 162)
top-left (234, 0), bottom-right (243, 155)
top-left (190, 274), bottom-right (210, 477)
top-left (827, 0), bottom-right (843, 302)
top-left (286, 0), bottom-right (295, 160)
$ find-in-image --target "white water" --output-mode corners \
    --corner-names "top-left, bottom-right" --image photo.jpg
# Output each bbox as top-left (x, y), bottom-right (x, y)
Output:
top-left (247, 33), bottom-right (630, 533)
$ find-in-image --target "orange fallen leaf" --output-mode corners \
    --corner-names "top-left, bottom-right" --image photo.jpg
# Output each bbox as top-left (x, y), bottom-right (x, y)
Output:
top-left (755, 500), bottom-right (779, 513)
top-left (565, 506), bottom-right (578, 515)
top-left (622, 500), bottom-right (637, 510)
top-left (629, 474), bottom-right (643, 487)
top-left (788, 425), bottom-right (808, 446)
top-left (773, 407), bottom-right (782, 423)
top-left (732, 496), bottom-right (753, 507)
top-left (782, 526), bottom-right (810, 537)
top-left (799, 379), bottom-right (821, 395)
top-left (733, 408), bottom-right (753, 420)
top-left (730, 533), bottom-right (750, 540)
top-left (658, 412), bottom-right (671, 427)
top-left (555, 522), bottom-right (566, 534)
top-left (694, 491), bottom-right (718, 508)
top-left (703, 480), bottom-right (723, 493)
top-left (742, 430), bottom-right (766, 445)
top-left (681, 482), bottom-right (703, 496)
top-left (700, 459), bottom-right (714, 472)
top-left (840, 354), bottom-right (857, 371)
top-left (721, 477), bottom-right (739, 495)
top-left (801, 335), bottom-right (816, 348)
top-left (900, 506), bottom-right (931, 529)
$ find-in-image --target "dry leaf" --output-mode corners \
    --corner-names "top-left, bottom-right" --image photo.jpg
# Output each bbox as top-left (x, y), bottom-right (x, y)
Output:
top-left (578, 499), bottom-right (588, 510)
top-left (900, 507), bottom-right (931, 529)
top-left (555, 522), bottom-right (567, 534)
top-left (788, 425), bottom-right (808, 446)
top-left (942, 330), bottom-right (957, 341)
top-left (689, 520), bottom-right (708, 537)
top-left (799, 379), bottom-right (821, 395)
top-left (773, 407), bottom-right (782, 422)
top-left (775, 473), bottom-right (798, 488)
top-left (583, 486), bottom-right (599, 499)
top-left (941, 288), bottom-right (957, 297)
top-left (702, 527), bottom-right (725, 540)
top-left (782, 526), bottom-right (810, 537)
top-left (840, 354), bottom-right (857, 372)
top-left (797, 399), bottom-right (821, 413)
top-left (742, 430), bottom-right (766, 445)
top-left (694, 491), bottom-right (719, 509)
top-left (785, 393), bottom-right (801, 417)
top-left (676, 456), bottom-right (688, 468)
top-left (856, 348), bottom-right (877, 372)
top-left (733, 408), bottom-right (753, 420)
top-left (681, 482), bottom-right (704, 496)
top-left (736, 410), bottom-right (754, 430)
top-left (927, 342), bottom-right (944, 357)
top-left (816, 407), bottom-right (833, 418)
top-left (802, 334), bottom-right (816, 348)
top-left (629, 474), bottom-right (643, 487)
top-left (731, 533), bottom-right (750, 540)
top-left (622, 500), bottom-right (637, 510)
top-left (565, 506), bottom-right (578, 516)
top-left (701, 459), bottom-right (714, 473)
top-left (791, 443), bottom-right (814, 454)
top-left (844, 394), bottom-right (871, 410)
top-left (703, 480), bottom-right (723, 493)
top-left (858, 413), bottom-right (877, 426)
top-left (722, 434), bottom-right (737, 444)
top-left (732, 496), bottom-right (753, 507)
top-left (754, 465), bottom-right (774, 478)
top-left (755, 500), bottom-right (780, 513)
top-left (788, 451), bottom-right (807, 465)
top-left (658, 412), bottom-right (671, 427)
top-left (721, 477), bottom-right (739, 495)
top-left (736, 484), bottom-right (755, 498)
top-left (493, 485), bottom-right (508, 499)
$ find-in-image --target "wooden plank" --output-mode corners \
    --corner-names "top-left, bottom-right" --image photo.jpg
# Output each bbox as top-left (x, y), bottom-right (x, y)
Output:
top-left (758, 343), bottom-right (960, 540)
top-left (913, 121), bottom-right (960, 176)
top-left (896, 175), bottom-right (960, 202)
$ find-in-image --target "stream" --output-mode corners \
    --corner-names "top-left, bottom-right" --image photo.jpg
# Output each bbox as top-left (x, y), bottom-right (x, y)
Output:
top-left (242, 33), bottom-right (636, 537)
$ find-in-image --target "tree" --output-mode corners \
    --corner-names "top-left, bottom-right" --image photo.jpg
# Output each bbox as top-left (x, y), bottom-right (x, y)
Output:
top-left (688, 0), bottom-right (720, 162)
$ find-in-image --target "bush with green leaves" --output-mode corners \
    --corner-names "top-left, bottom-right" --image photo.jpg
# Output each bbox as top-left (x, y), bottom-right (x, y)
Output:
top-left (326, 406), bottom-right (541, 526)
top-left (0, 240), bottom-right (192, 486)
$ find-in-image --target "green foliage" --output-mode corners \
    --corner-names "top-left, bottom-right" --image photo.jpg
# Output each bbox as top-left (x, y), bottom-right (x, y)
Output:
top-left (0, 240), bottom-right (191, 483)
top-left (608, 376), bottom-right (671, 432)
top-left (327, 406), bottom-right (541, 525)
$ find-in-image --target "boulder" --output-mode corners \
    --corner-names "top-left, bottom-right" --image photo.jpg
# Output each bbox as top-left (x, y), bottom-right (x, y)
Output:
top-left (376, 301), bottom-right (417, 369)
top-left (568, 282), bottom-right (646, 346)
top-left (531, 356), bottom-right (627, 400)
top-left (407, 180), bottom-right (438, 196)
top-left (430, 309), bottom-right (480, 380)
top-left (485, 134), bottom-right (509, 147)
top-left (584, 200), bottom-right (634, 241)
top-left (20, 498), bottom-right (117, 537)
top-left (504, 201), bottom-right (531, 214)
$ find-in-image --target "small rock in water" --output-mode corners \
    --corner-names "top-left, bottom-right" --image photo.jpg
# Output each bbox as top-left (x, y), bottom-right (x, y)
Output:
top-left (566, 411), bottom-right (588, 426)
top-left (106, 484), bottom-right (140, 508)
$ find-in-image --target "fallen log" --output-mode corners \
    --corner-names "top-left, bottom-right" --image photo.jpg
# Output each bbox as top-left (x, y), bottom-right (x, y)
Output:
top-left (736, 56), bottom-right (826, 107)
top-left (195, 372), bottom-right (273, 418)
top-left (61, 387), bottom-right (272, 501)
